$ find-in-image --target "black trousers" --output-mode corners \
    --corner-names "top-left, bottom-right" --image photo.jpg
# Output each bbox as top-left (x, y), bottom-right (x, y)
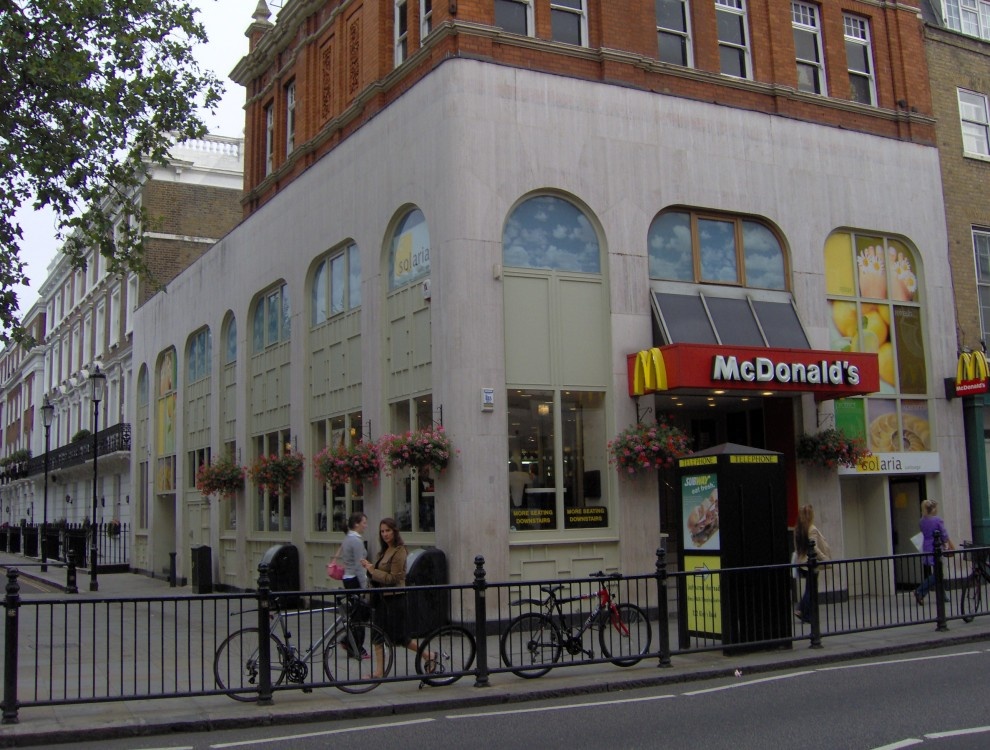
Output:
top-left (342, 577), bottom-right (367, 651)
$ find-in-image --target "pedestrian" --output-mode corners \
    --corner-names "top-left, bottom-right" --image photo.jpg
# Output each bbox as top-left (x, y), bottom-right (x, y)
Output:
top-left (361, 517), bottom-right (436, 677)
top-left (338, 512), bottom-right (369, 659)
top-left (914, 499), bottom-right (955, 606)
top-left (794, 503), bottom-right (830, 624)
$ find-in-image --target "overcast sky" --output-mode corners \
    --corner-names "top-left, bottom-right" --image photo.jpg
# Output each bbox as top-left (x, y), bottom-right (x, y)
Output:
top-left (12, 0), bottom-right (274, 318)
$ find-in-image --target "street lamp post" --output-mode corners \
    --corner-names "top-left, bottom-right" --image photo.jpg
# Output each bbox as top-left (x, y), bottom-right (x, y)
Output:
top-left (89, 365), bottom-right (106, 592)
top-left (40, 397), bottom-right (54, 572)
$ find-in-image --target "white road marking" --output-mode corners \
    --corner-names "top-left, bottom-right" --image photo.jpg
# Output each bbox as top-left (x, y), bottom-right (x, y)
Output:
top-left (869, 740), bottom-right (923, 750)
top-left (926, 725), bottom-right (990, 739)
top-left (209, 718), bottom-right (435, 748)
top-left (817, 650), bottom-right (981, 672)
top-left (682, 671), bottom-right (814, 695)
top-left (447, 694), bottom-right (676, 719)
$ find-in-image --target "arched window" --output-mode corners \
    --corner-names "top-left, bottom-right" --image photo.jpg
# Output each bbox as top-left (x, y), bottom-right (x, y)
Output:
top-left (648, 209), bottom-right (786, 290)
top-left (312, 242), bottom-right (361, 325)
top-left (252, 283), bottom-right (291, 352)
top-left (224, 315), bottom-right (237, 365)
top-left (388, 209), bottom-right (430, 291)
top-left (186, 328), bottom-right (212, 384)
top-left (824, 231), bottom-right (928, 453)
top-left (503, 195), bottom-right (601, 273)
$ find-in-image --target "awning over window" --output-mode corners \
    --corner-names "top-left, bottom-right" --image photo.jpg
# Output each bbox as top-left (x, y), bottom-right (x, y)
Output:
top-left (651, 289), bottom-right (811, 349)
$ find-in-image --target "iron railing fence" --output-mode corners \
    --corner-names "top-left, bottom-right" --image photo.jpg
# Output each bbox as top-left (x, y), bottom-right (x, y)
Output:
top-left (2, 522), bottom-right (129, 569)
top-left (3, 541), bottom-right (989, 723)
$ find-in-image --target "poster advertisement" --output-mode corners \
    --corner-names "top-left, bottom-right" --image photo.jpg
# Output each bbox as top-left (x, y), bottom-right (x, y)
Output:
top-left (682, 474), bottom-right (720, 551)
top-left (685, 554), bottom-right (721, 637)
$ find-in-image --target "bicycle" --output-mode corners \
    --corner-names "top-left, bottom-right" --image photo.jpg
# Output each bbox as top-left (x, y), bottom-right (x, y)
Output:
top-left (959, 541), bottom-right (990, 623)
top-left (499, 571), bottom-right (652, 679)
top-left (413, 622), bottom-right (477, 688)
top-left (214, 592), bottom-right (394, 701)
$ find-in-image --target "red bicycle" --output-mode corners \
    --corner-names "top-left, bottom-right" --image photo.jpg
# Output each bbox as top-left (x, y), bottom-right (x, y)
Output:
top-left (499, 571), bottom-right (652, 678)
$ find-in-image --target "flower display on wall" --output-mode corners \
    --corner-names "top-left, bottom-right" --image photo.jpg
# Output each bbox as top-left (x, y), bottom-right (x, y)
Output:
top-left (608, 418), bottom-right (692, 475)
top-left (195, 454), bottom-right (246, 498)
top-left (314, 441), bottom-right (382, 485)
top-left (380, 426), bottom-right (455, 475)
top-left (248, 450), bottom-right (305, 495)
top-left (796, 428), bottom-right (870, 469)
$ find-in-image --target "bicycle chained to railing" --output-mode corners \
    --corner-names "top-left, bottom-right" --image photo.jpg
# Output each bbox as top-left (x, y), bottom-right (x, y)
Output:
top-left (499, 571), bottom-right (653, 678)
top-left (214, 589), bottom-right (478, 700)
top-left (958, 541), bottom-right (990, 623)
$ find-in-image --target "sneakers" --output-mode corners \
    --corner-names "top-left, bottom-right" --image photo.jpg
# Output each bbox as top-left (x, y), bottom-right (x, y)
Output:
top-left (914, 591), bottom-right (924, 606)
top-left (359, 648), bottom-right (370, 660)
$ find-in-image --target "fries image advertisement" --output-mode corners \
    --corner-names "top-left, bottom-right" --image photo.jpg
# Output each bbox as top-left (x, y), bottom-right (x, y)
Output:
top-left (682, 474), bottom-right (720, 551)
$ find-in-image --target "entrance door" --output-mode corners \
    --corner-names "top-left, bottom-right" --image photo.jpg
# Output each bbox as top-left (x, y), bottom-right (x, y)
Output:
top-left (890, 476), bottom-right (925, 590)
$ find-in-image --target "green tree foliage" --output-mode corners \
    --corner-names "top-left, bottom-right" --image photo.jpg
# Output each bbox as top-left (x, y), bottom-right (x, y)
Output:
top-left (0, 0), bottom-right (222, 344)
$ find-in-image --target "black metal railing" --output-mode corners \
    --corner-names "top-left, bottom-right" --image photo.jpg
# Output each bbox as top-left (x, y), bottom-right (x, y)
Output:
top-left (2, 522), bottom-right (130, 569)
top-left (14, 423), bottom-right (131, 480)
top-left (2, 540), bottom-right (988, 723)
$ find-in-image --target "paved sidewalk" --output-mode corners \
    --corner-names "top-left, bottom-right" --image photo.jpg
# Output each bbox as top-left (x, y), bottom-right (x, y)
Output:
top-left (2, 554), bottom-right (990, 748)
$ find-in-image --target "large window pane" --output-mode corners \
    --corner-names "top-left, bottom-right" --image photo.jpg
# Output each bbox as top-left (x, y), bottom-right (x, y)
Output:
top-left (495, 0), bottom-right (529, 35)
top-left (649, 211), bottom-right (693, 280)
top-left (507, 389), bottom-right (557, 530)
top-left (698, 218), bottom-right (738, 283)
top-left (742, 221), bottom-right (785, 289)
top-left (503, 195), bottom-right (601, 273)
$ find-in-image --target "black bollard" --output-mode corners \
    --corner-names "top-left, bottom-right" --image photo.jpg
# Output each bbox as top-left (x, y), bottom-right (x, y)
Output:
top-left (169, 552), bottom-right (177, 587)
top-left (655, 547), bottom-right (672, 667)
top-left (473, 555), bottom-right (490, 687)
top-left (1, 568), bottom-right (21, 724)
top-left (66, 551), bottom-right (78, 595)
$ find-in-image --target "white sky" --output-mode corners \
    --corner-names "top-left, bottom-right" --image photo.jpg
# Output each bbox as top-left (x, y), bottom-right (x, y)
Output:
top-left (12, 0), bottom-right (276, 318)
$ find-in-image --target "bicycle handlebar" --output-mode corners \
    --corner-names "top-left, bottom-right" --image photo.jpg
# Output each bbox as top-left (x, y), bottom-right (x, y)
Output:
top-left (589, 571), bottom-right (622, 579)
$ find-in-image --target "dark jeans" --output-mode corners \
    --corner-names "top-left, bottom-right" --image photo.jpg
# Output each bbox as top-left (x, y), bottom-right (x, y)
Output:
top-left (916, 563), bottom-right (936, 600)
top-left (342, 577), bottom-right (367, 651)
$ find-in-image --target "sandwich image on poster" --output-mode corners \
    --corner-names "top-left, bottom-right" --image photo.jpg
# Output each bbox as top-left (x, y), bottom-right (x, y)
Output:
top-left (682, 474), bottom-right (720, 551)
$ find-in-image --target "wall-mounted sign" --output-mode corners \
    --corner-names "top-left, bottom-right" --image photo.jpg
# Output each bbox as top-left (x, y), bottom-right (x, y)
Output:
top-left (838, 451), bottom-right (940, 475)
top-left (482, 388), bottom-right (495, 411)
top-left (627, 344), bottom-right (880, 401)
top-left (954, 351), bottom-right (989, 396)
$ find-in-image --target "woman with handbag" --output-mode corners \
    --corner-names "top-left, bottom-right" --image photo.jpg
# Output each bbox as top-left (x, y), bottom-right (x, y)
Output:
top-left (335, 512), bottom-right (369, 658)
top-left (361, 517), bottom-right (436, 677)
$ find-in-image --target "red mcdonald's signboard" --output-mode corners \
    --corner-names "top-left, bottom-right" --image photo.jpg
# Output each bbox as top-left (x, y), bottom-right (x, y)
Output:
top-left (627, 344), bottom-right (880, 401)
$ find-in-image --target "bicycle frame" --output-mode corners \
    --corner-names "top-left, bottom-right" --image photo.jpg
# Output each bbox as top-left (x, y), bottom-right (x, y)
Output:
top-left (536, 580), bottom-right (623, 650)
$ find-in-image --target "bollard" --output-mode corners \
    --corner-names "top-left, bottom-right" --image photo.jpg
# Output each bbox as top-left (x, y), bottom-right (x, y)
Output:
top-left (169, 552), bottom-right (177, 587)
top-left (655, 548), bottom-right (672, 667)
top-left (933, 529), bottom-right (948, 632)
top-left (473, 556), bottom-right (490, 688)
top-left (807, 539), bottom-right (822, 649)
top-left (256, 563), bottom-right (274, 705)
top-left (1, 569), bottom-right (21, 724)
top-left (66, 551), bottom-right (78, 594)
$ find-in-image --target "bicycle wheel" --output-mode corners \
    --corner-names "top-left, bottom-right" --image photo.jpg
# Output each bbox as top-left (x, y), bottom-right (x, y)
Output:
top-left (214, 628), bottom-right (287, 702)
top-left (416, 625), bottom-right (476, 687)
top-left (323, 621), bottom-right (394, 694)
top-left (599, 603), bottom-right (652, 667)
top-left (499, 613), bottom-right (562, 679)
top-left (960, 573), bottom-right (985, 623)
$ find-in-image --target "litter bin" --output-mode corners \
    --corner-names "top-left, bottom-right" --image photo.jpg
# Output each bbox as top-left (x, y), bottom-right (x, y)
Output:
top-left (191, 545), bottom-right (213, 594)
top-left (260, 543), bottom-right (301, 607)
top-left (405, 547), bottom-right (449, 637)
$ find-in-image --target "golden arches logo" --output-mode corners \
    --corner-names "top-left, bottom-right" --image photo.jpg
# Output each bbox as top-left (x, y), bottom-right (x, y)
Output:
top-left (956, 350), bottom-right (989, 387)
top-left (631, 348), bottom-right (668, 396)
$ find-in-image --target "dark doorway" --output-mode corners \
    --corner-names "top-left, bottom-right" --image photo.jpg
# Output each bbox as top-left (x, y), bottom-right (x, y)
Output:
top-left (889, 476), bottom-right (926, 590)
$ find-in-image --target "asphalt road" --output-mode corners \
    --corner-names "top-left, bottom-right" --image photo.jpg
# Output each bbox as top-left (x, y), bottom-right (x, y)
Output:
top-left (50, 643), bottom-right (990, 750)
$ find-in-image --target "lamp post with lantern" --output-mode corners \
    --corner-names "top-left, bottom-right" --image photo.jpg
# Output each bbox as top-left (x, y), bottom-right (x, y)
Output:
top-left (40, 397), bottom-right (54, 572)
top-left (89, 365), bottom-right (106, 592)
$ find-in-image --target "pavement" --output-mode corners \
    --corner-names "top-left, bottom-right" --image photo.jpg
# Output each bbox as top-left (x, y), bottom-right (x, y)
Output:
top-left (2, 552), bottom-right (990, 748)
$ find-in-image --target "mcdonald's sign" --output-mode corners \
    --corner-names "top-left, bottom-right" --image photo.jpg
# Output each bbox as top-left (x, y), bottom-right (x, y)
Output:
top-left (954, 350), bottom-right (989, 396)
top-left (627, 344), bottom-right (880, 400)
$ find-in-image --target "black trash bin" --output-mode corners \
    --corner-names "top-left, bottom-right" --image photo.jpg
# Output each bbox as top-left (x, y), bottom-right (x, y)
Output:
top-left (260, 543), bottom-right (301, 607)
top-left (405, 547), bottom-right (449, 638)
top-left (191, 545), bottom-right (213, 594)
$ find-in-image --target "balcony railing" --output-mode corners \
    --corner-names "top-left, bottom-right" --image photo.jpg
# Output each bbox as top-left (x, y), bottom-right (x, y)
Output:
top-left (4, 423), bottom-right (132, 481)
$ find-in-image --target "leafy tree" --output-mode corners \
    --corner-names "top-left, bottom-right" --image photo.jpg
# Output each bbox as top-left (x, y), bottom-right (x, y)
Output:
top-left (0, 0), bottom-right (222, 345)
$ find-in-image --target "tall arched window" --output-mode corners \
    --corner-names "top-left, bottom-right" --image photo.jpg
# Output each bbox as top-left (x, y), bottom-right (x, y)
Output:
top-left (224, 316), bottom-right (237, 365)
top-left (503, 195), bottom-right (601, 273)
top-left (648, 209), bottom-right (786, 290)
top-left (186, 328), bottom-right (212, 384)
top-left (388, 209), bottom-right (430, 290)
top-left (312, 242), bottom-right (361, 325)
top-left (253, 283), bottom-right (291, 352)
top-left (824, 231), bottom-right (928, 453)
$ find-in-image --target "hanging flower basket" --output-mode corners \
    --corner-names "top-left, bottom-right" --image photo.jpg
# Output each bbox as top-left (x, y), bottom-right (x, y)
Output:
top-left (249, 450), bottom-right (305, 494)
top-left (105, 519), bottom-right (121, 538)
top-left (608, 418), bottom-right (692, 475)
top-left (314, 441), bottom-right (382, 485)
top-left (796, 428), bottom-right (870, 469)
top-left (195, 454), bottom-right (246, 498)
top-left (380, 426), bottom-right (456, 475)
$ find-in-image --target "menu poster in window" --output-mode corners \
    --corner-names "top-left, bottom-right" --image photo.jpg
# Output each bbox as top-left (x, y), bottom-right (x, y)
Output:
top-left (682, 474), bottom-right (720, 551)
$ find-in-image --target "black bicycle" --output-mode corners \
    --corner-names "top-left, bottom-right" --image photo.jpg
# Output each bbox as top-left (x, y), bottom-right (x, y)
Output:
top-left (959, 541), bottom-right (990, 623)
top-left (499, 571), bottom-right (652, 679)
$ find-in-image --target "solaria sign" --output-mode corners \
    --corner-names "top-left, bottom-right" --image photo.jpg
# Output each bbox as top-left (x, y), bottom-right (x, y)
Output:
top-left (627, 344), bottom-right (879, 400)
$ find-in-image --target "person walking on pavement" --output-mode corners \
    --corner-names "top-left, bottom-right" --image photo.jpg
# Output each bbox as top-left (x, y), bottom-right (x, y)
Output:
top-left (339, 512), bottom-right (370, 659)
top-left (794, 503), bottom-right (830, 624)
top-left (915, 499), bottom-right (954, 606)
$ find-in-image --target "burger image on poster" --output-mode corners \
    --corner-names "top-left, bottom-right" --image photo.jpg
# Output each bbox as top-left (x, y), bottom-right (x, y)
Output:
top-left (687, 490), bottom-right (720, 549)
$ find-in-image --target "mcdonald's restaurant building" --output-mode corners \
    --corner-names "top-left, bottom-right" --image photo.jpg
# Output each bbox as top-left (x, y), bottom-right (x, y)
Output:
top-left (130, 60), bottom-right (971, 590)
